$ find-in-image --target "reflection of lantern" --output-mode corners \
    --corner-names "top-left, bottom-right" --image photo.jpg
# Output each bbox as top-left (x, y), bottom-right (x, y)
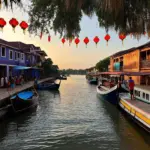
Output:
top-left (84, 37), bottom-right (89, 48)
top-left (9, 18), bottom-right (19, 32)
top-left (0, 18), bottom-right (6, 31)
top-left (20, 21), bottom-right (28, 34)
top-left (48, 35), bottom-right (51, 42)
top-left (61, 38), bottom-right (66, 45)
top-left (119, 33), bottom-right (126, 45)
top-left (104, 34), bottom-right (111, 46)
top-left (93, 36), bottom-right (100, 47)
top-left (74, 37), bottom-right (80, 48)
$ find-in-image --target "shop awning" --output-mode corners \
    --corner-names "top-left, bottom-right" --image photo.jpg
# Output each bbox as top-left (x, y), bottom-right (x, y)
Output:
top-left (13, 66), bottom-right (32, 70)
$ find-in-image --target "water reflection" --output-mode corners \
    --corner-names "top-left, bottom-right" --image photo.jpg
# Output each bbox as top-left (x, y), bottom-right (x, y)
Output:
top-left (0, 75), bottom-right (149, 150)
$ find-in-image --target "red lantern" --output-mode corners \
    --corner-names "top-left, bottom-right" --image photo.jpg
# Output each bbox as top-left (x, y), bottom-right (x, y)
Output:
top-left (119, 33), bottom-right (126, 45)
top-left (74, 37), bottom-right (80, 48)
top-left (0, 18), bottom-right (6, 31)
top-left (93, 36), bottom-right (100, 47)
top-left (104, 34), bottom-right (111, 46)
top-left (61, 38), bottom-right (66, 45)
top-left (9, 18), bottom-right (19, 32)
top-left (20, 21), bottom-right (28, 34)
top-left (48, 35), bottom-right (51, 42)
top-left (84, 37), bottom-right (89, 48)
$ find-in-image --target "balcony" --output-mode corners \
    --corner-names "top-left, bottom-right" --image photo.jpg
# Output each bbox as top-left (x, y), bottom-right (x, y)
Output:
top-left (140, 60), bottom-right (150, 69)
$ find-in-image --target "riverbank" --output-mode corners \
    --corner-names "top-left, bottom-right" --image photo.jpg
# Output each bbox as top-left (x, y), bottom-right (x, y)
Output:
top-left (0, 77), bottom-right (55, 101)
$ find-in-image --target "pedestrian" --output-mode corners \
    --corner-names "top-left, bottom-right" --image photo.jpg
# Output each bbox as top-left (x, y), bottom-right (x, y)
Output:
top-left (128, 77), bottom-right (135, 100)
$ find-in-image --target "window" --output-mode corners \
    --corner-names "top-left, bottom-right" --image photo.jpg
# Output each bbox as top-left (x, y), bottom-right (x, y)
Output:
top-left (135, 90), bottom-right (140, 97)
top-left (21, 53), bottom-right (24, 61)
top-left (9, 50), bottom-right (13, 60)
top-left (1, 47), bottom-right (6, 57)
top-left (15, 51), bottom-right (17, 60)
top-left (146, 94), bottom-right (149, 101)
top-left (143, 93), bottom-right (145, 99)
top-left (17, 52), bottom-right (20, 60)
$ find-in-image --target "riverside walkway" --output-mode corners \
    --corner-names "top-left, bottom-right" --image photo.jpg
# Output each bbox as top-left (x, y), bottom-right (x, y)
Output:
top-left (0, 77), bottom-right (54, 101)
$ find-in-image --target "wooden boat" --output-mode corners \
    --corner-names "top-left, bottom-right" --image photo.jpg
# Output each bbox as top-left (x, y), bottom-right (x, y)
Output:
top-left (119, 93), bottom-right (150, 133)
top-left (97, 85), bottom-right (119, 105)
top-left (88, 77), bottom-right (98, 85)
top-left (10, 90), bottom-right (39, 114)
top-left (0, 99), bottom-right (11, 120)
top-left (37, 80), bottom-right (61, 90)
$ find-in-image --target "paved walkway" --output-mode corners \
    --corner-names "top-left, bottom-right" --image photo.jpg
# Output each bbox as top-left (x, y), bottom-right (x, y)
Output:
top-left (0, 77), bottom-right (54, 101)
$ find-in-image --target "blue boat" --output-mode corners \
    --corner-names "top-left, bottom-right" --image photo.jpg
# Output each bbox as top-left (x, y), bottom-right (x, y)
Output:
top-left (10, 90), bottom-right (39, 114)
top-left (97, 85), bottom-right (119, 105)
top-left (37, 80), bottom-right (61, 90)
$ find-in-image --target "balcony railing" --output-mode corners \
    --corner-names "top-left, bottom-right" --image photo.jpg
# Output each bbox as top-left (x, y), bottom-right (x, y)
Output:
top-left (140, 60), bottom-right (150, 69)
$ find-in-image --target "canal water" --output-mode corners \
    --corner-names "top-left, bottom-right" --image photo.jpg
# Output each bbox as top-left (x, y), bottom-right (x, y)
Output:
top-left (0, 75), bottom-right (150, 150)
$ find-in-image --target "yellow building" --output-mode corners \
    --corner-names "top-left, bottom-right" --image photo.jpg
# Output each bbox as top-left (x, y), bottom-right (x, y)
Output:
top-left (109, 42), bottom-right (150, 85)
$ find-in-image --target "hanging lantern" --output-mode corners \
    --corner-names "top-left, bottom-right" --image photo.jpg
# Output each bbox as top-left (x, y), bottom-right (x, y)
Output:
top-left (61, 38), bottom-right (66, 45)
top-left (40, 32), bottom-right (43, 39)
top-left (20, 21), bottom-right (28, 34)
top-left (93, 36), bottom-right (100, 47)
top-left (104, 34), bottom-right (111, 46)
top-left (119, 33), bottom-right (126, 45)
top-left (0, 18), bottom-right (6, 31)
top-left (9, 18), bottom-right (19, 33)
top-left (74, 37), bottom-right (80, 48)
top-left (84, 37), bottom-right (89, 48)
top-left (48, 35), bottom-right (51, 42)
top-left (144, 32), bottom-right (147, 36)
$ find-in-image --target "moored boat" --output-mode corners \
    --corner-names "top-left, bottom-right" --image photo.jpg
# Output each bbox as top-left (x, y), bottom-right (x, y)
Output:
top-left (37, 80), bottom-right (61, 90)
top-left (119, 93), bottom-right (150, 133)
top-left (9, 90), bottom-right (39, 114)
top-left (88, 77), bottom-right (98, 85)
top-left (97, 85), bottom-right (119, 105)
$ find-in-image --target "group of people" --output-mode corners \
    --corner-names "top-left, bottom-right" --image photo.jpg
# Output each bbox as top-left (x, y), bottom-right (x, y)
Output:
top-left (0, 75), bottom-right (25, 90)
top-left (117, 77), bottom-right (135, 100)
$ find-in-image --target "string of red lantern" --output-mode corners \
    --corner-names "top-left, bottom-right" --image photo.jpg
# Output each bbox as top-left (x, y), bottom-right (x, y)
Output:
top-left (9, 18), bottom-right (19, 33)
top-left (119, 33), bottom-right (126, 45)
top-left (104, 34), bottom-right (111, 46)
top-left (69, 38), bottom-right (73, 46)
top-left (48, 35), bottom-right (51, 42)
top-left (84, 37), bottom-right (89, 48)
top-left (20, 21), bottom-right (28, 34)
top-left (74, 37), bottom-right (80, 48)
top-left (93, 36), bottom-right (100, 47)
top-left (61, 38), bottom-right (66, 45)
top-left (0, 18), bottom-right (6, 31)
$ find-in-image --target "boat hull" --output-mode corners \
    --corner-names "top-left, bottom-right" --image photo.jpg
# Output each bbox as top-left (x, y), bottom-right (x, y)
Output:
top-left (10, 95), bottom-right (39, 114)
top-left (37, 83), bottom-right (60, 90)
top-left (97, 85), bottom-right (119, 105)
top-left (119, 96), bottom-right (150, 133)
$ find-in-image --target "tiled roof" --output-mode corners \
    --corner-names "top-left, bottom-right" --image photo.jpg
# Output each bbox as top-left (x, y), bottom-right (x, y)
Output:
top-left (111, 41), bottom-right (150, 58)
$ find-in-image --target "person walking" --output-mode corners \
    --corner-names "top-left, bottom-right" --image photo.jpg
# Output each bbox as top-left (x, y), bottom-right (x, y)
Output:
top-left (128, 77), bottom-right (135, 100)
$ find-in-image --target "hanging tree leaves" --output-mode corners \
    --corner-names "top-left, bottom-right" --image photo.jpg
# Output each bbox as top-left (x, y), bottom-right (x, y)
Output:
top-left (28, 0), bottom-right (150, 39)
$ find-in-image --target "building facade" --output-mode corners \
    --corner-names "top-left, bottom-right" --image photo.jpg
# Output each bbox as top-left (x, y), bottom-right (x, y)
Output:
top-left (0, 39), bottom-right (47, 79)
top-left (109, 42), bottom-right (150, 85)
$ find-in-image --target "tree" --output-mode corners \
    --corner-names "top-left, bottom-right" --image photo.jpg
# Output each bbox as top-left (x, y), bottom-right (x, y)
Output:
top-left (96, 57), bottom-right (110, 72)
top-left (0, 0), bottom-right (21, 8)
top-left (29, 0), bottom-right (150, 39)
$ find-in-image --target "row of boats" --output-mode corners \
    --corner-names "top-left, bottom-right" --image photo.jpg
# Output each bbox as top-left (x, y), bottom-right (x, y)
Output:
top-left (0, 79), bottom-right (61, 120)
top-left (87, 75), bottom-right (150, 133)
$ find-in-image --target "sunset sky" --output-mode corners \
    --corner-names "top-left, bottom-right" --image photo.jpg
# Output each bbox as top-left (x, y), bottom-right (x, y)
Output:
top-left (0, 1), bottom-right (149, 69)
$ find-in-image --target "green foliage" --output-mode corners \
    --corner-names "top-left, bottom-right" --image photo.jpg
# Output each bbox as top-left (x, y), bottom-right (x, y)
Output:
top-left (42, 58), bottom-right (59, 77)
top-left (2, 0), bottom-right (21, 8)
top-left (96, 57), bottom-right (110, 72)
top-left (29, 0), bottom-right (150, 38)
